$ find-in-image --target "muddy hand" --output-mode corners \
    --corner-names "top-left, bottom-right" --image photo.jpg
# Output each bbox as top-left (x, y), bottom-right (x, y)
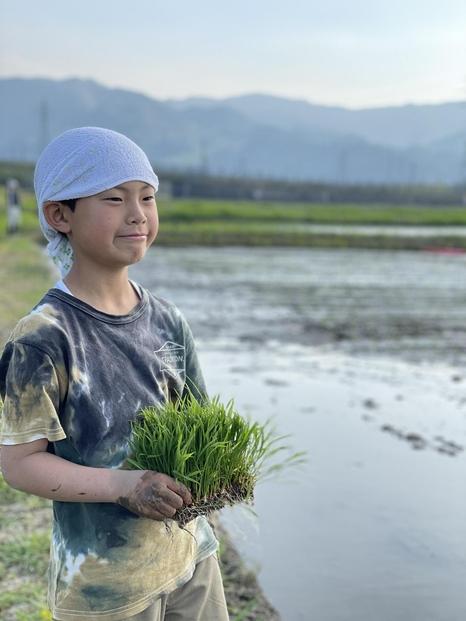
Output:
top-left (116, 471), bottom-right (192, 520)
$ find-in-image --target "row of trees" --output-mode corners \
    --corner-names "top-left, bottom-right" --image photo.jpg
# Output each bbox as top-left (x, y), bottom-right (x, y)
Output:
top-left (1, 161), bottom-right (465, 206)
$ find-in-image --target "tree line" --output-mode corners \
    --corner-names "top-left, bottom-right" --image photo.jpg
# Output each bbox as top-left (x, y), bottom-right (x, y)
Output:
top-left (1, 161), bottom-right (464, 206)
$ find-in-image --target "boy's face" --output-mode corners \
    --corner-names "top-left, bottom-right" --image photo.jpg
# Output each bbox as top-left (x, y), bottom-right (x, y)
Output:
top-left (63, 180), bottom-right (159, 271)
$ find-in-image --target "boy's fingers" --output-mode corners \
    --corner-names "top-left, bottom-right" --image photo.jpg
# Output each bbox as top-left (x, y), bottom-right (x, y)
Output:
top-left (152, 499), bottom-right (177, 518)
top-left (161, 488), bottom-right (184, 510)
top-left (143, 501), bottom-right (175, 520)
top-left (167, 479), bottom-right (192, 505)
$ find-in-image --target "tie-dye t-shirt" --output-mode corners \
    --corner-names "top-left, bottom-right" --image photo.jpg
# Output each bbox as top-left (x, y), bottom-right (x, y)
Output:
top-left (0, 286), bottom-right (219, 621)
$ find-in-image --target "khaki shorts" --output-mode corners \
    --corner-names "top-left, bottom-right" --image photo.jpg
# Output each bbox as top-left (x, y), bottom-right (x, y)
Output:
top-left (54, 553), bottom-right (230, 621)
top-left (127, 553), bottom-right (229, 621)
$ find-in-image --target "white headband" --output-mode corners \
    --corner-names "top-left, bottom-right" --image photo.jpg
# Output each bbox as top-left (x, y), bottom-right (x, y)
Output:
top-left (34, 127), bottom-right (159, 277)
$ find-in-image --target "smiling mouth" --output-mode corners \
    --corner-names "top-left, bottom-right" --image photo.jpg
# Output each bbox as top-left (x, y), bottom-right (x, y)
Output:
top-left (118, 234), bottom-right (147, 240)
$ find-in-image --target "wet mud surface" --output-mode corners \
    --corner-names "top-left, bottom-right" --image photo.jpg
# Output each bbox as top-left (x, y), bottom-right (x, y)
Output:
top-left (132, 246), bottom-right (466, 366)
top-left (132, 247), bottom-right (466, 621)
top-left (203, 347), bottom-right (466, 621)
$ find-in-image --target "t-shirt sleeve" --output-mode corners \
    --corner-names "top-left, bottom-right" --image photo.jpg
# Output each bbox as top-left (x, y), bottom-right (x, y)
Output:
top-left (178, 313), bottom-right (208, 402)
top-left (0, 341), bottom-right (66, 445)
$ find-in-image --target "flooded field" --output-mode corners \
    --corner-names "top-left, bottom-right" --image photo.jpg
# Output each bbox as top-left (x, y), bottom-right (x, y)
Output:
top-left (131, 246), bottom-right (466, 621)
top-left (132, 246), bottom-right (466, 367)
top-left (263, 223), bottom-right (466, 237)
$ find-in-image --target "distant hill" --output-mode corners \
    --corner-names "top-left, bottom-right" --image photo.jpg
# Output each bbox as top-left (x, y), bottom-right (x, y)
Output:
top-left (219, 94), bottom-right (466, 148)
top-left (1, 77), bottom-right (465, 185)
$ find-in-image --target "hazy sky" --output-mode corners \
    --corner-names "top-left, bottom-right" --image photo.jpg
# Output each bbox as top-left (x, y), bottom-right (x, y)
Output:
top-left (1, 0), bottom-right (465, 108)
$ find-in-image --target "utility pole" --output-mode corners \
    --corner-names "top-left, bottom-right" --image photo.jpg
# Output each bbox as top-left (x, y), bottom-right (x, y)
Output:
top-left (38, 100), bottom-right (50, 157)
top-left (5, 179), bottom-right (22, 234)
top-left (461, 139), bottom-right (466, 205)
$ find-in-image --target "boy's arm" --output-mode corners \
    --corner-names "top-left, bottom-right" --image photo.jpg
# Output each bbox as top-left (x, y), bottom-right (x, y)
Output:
top-left (1, 440), bottom-right (192, 520)
top-left (0, 340), bottom-right (191, 520)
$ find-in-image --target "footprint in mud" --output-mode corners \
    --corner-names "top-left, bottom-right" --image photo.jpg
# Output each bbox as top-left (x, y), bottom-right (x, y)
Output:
top-left (238, 334), bottom-right (267, 345)
top-left (264, 378), bottom-right (289, 387)
top-left (363, 398), bottom-right (378, 409)
top-left (380, 426), bottom-right (464, 457)
top-left (433, 436), bottom-right (464, 457)
top-left (381, 424), bottom-right (406, 440)
top-left (404, 432), bottom-right (427, 450)
top-left (230, 366), bottom-right (252, 374)
top-left (380, 425), bottom-right (427, 450)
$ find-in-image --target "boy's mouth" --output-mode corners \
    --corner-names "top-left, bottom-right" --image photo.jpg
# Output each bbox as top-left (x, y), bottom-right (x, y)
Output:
top-left (118, 234), bottom-right (147, 241)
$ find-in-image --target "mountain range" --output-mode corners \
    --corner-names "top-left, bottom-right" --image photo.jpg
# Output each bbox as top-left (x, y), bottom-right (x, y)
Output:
top-left (1, 77), bottom-right (465, 185)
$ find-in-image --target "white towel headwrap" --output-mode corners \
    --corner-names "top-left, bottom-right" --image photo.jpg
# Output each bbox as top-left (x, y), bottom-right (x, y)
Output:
top-left (34, 126), bottom-right (159, 277)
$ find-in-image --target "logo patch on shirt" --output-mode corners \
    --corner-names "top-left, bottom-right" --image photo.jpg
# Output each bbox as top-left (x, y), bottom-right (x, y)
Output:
top-left (154, 341), bottom-right (185, 378)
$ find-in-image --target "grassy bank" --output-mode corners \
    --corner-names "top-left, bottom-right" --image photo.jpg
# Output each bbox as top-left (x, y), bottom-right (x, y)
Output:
top-left (157, 198), bottom-right (466, 249)
top-left (0, 236), bottom-right (279, 621)
top-left (156, 222), bottom-right (466, 250)
top-left (0, 236), bottom-right (52, 348)
top-left (161, 198), bottom-right (466, 225)
top-left (2, 188), bottom-right (466, 251)
top-left (0, 236), bottom-right (55, 620)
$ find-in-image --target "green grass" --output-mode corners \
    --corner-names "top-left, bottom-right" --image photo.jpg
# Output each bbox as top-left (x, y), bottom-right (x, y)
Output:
top-left (0, 233), bottom-right (56, 620)
top-left (0, 534), bottom-right (50, 576)
top-left (128, 392), bottom-right (306, 526)
top-left (143, 195), bottom-right (466, 249)
top-left (156, 198), bottom-right (466, 248)
top-left (0, 236), bottom-right (53, 349)
top-left (0, 476), bottom-right (52, 621)
top-left (230, 599), bottom-right (261, 621)
top-left (2, 185), bottom-right (466, 253)
top-left (0, 583), bottom-right (52, 621)
top-left (160, 197), bottom-right (466, 225)
top-left (2, 186), bottom-right (466, 252)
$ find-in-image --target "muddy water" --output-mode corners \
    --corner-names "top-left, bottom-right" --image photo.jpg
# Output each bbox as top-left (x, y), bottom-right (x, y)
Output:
top-left (132, 246), bottom-right (466, 367)
top-left (261, 223), bottom-right (466, 237)
top-left (131, 247), bottom-right (466, 621)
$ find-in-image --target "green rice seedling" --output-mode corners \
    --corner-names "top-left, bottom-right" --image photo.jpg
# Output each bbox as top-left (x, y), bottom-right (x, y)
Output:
top-left (127, 392), bottom-right (306, 526)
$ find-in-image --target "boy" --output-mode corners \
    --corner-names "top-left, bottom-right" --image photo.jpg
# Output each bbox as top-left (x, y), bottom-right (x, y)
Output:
top-left (0, 127), bottom-right (230, 621)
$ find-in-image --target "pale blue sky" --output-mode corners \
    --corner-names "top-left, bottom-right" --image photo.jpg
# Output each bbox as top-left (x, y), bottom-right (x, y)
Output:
top-left (1, 0), bottom-right (465, 108)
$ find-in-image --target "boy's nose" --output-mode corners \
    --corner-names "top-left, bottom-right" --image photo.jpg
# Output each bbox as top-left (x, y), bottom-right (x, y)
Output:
top-left (126, 200), bottom-right (147, 223)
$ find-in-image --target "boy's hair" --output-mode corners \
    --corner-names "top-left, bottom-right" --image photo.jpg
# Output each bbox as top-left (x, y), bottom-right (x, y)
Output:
top-left (60, 199), bottom-right (77, 212)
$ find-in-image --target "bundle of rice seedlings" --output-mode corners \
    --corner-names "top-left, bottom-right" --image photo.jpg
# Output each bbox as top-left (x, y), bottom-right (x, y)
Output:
top-left (127, 391), bottom-right (306, 526)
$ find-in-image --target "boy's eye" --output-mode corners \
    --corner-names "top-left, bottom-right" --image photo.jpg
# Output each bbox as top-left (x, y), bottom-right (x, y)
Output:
top-left (144, 195), bottom-right (155, 201)
top-left (104, 197), bottom-right (122, 202)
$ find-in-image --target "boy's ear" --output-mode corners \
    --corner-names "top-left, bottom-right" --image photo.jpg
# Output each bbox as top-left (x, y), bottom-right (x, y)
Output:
top-left (43, 202), bottom-right (72, 234)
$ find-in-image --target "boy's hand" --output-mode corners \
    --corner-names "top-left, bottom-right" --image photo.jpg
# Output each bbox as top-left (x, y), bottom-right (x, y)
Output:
top-left (115, 471), bottom-right (192, 521)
